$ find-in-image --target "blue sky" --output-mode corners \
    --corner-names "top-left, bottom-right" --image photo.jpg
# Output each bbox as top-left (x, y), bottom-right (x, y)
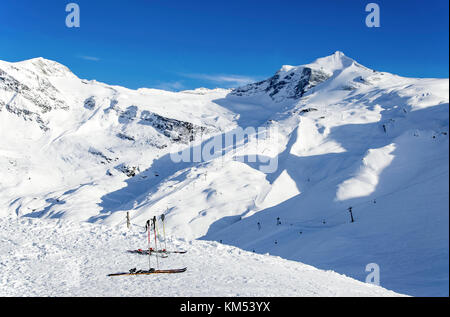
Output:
top-left (1, 0), bottom-right (448, 90)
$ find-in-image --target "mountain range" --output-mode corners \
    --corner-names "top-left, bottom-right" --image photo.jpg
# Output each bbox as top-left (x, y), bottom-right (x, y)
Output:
top-left (0, 52), bottom-right (448, 296)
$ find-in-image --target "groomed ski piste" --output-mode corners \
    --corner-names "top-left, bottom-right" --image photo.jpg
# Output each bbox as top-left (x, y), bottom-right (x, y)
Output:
top-left (0, 52), bottom-right (448, 296)
top-left (0, 217), bottom-right (401, 296)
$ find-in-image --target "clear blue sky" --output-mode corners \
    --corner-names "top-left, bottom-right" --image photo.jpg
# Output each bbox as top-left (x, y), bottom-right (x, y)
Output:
top-left (1, 0), bottom-right (448, 90)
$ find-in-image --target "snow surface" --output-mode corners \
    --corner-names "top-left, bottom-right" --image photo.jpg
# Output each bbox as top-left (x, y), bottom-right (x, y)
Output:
top-left (0, 51), bottom-right (448, 296)
top-left (0, 217), bottom-right (401, 297)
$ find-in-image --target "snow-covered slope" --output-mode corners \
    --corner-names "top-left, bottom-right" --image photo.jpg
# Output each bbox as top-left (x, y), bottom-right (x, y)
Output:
top-left (0, 52), bottom-right (448, 296)
top-left (203, 53), bottom-right (450, 297)
top-left (0, 217), bottom-right (402, 296)
top-left (0, 57), bottom-right (235, 222)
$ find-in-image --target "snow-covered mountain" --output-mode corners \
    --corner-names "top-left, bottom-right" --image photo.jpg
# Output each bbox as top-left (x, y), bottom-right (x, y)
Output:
top-left (0, 52), bottom-right (448, 296)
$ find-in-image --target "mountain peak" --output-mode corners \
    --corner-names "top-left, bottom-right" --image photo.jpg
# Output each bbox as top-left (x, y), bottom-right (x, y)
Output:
top-left (276, 52), bottom-right (356, 77)
top-left (15, 57), bottom-right (72, 77)
top-left (303, 51), bottom-right (356, 73)
top-left (332, 50), bottom-right (346, 57)
top-left (232, 52), bottom-right (357, 101)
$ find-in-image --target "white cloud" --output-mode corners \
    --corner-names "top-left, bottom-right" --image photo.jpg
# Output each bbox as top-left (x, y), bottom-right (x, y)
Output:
top-left (180, 73), bottom-right (257, 87)
top-left (78, 55), bottom-right (101, 62)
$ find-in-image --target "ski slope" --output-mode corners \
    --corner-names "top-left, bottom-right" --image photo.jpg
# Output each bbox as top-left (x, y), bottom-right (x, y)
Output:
top-left (0, 52), bottom-right (448, 296)
top-left (0, 217), bottom-right (402, 297)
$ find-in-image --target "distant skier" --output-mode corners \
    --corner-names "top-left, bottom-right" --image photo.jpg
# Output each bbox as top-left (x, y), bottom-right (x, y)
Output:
top-left (257, 222), bottom-right (261, 230)
top-left (276, 217), bottom-right (281, 226)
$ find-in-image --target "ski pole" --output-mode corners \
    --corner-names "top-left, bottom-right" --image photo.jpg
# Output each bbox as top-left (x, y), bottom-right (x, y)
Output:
top-left (152, 216), bottom-right (160, 269)
top-left (161, 213), bottom-right (167, 251)
top-left (146, 220), bottom-right (152, 270)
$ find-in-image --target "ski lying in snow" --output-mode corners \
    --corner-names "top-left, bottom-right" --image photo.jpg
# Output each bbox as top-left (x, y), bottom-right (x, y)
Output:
top-left (108, 267), bottom-right (187, 277)
top-left (126, 249), bottom-right (169, 258)
top-left (127, 249), bottom-right (187, 255)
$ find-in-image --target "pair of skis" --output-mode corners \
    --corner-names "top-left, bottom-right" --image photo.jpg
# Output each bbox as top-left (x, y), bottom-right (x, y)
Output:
top-left (109, 214), bottom-right (187, 277)
top-left (108, 267), bottom-right (187, 277)
top-left (127, 248), bottom-right (187, 256)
